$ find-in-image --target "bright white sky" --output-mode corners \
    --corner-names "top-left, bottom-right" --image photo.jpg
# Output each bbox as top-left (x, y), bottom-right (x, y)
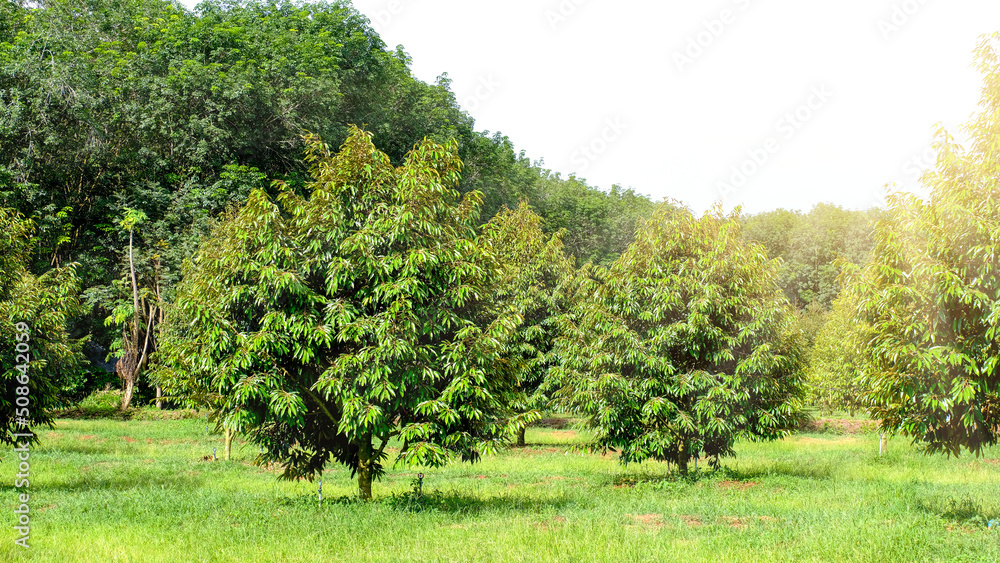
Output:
top-left (185, 0), bottom-right (1000, 214)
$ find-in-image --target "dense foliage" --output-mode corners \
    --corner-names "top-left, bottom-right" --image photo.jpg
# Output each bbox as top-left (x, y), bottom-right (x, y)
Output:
top-left (853, 38), bottom-right (1000, 455)
top-left (742, 204), bottom-right (880, 310)
top-left (0, 207), bottom-right (85, 451)
top-left (805, 278), bottom-right (869, 415)
top-left (9, 0), bottom-right (997, 479)
top-left (478, 202), bottom-right (575, 445)
top-left (155, 128), bottom-right (524, 499)
top-left (0, 0), bottom-right (659, 404)
top-left (552, 204), bottom-right (806, 473)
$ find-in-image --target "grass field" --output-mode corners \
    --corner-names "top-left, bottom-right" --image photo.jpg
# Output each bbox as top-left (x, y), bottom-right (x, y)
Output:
top-left (1, 413), bottom-right (998, 562)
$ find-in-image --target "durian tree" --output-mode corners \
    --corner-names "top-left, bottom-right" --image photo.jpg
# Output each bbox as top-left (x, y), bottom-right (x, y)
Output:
top-left (853, 35), bottom-right (1000, 456)
top-left (552, 203), bottom-right (806, 474)
top-left (155, 128), bottom-right (522, 499)
top-left (478, 202), bottom-right (575, 446)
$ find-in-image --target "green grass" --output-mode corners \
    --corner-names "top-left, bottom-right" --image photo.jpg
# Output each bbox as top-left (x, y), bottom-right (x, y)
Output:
top-left (1, 416), bottom-right (998, 562)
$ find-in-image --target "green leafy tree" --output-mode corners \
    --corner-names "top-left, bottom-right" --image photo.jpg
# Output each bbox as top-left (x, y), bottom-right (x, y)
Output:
top-left (552, 203), bottom-right (806, 474)
top-left (155, 128), bottom-right (522, 499)
top-left (0, 207), bottom-right (85, 452)
top-left (854, 37), bottom-right (1000, 455)
top-left (479, 202), bottom-right (574, 446)
top-left (743, 204), bottom-right (881, 310)
top-left (2, 0), bottom-right (503, 378)
top-left (533, 173), bottom-right (657, 267)
top-left (805, 277), bottom-right (868, 416)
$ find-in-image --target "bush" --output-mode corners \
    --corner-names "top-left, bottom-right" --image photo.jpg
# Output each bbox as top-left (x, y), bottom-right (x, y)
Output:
top-left (53, 389), bottom-right (128, 418)
top-left (77, 389), bottom-right (122, 411)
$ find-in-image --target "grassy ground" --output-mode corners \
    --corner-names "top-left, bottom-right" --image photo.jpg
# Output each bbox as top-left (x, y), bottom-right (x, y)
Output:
top-left (1, 413), bottom-right (998, 562)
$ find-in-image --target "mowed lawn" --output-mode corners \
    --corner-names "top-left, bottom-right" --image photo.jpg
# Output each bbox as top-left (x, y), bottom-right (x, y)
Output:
top-left (1, 414), bottom-right (998, 562)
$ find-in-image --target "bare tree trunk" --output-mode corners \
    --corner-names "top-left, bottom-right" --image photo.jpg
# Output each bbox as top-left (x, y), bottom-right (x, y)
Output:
top-left (121, 374), bottom-right (135, 411)
top-left (879, 433), bottom-right (887, 457)
top-left (118, 324), bottom-right (138, 411)
top-left (224, 427), bottom-right (234, 461)
top-left (677, 441), bottom-right (690, 475)
top-left (516, 425), bottom-right (526, 447)
top-left (357, 432), bottom-right (373, 501)
top-left (154, 276), bottom-right (164, 410)
top-left (119, 228), bottom-right (144, 411)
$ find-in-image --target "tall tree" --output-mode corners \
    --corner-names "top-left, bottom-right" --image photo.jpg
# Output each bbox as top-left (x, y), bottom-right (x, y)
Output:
top-left (479, 202), bottom-right (574, 446)
top-left (104, 208), bottom-right (162, 410)
top-left (1, 0), bottom-right (501, 376)
top-left (854, 37), bottom-right (1000, 455)
top-left (552, 203), bottom-right (806, 474)
top-left (155, 128), bottom-right (522, 499)
top-left (533, 173), bottom-right (657, 267)
top-left (742, 204), bottom-right (880, 310)
top-left (0, 207), bottom-right (85, 452)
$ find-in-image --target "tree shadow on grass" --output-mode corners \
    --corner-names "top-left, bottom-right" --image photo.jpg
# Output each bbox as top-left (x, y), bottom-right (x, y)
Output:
top-left (596, 460), bottom-right (836, 486)
top-left (1, 468), bottom-right (208, 494)
top-left (280, 489), bottom-right (579, 515)
top-left (39, 442), bottom-right (126, 455)
top-left (719, 461), bottom-right (835, 481)
top-left (916, 493), bottom-right (1000, 525)
top-left (599, 471), bottom-right (693, 490)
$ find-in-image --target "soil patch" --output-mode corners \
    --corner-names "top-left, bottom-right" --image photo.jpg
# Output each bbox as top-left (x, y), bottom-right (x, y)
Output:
top-left (679, 515), bottom-right (703, 527)
top-left (722, 516), bottom-right (750, 529)
top-left (626, 514), bottom-right (665, 530)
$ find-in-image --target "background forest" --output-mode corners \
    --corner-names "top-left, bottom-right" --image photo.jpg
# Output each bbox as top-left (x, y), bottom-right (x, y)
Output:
top-left (0, 0), bottom-right (877, 411)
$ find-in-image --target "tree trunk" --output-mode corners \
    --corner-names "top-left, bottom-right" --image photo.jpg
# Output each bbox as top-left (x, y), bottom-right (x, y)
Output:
top-left (357, 432), bottom-right (373, 501)
top-left (121, 377), bottom-right (135, 411)
top-left (677, 441), bottom-right (689, 475)
top-left (155, 385), bottom-right (162, 410)
top-left (879, 432), bottom-right (887, 457)
top-left (516, 426), bottom-right (526, 447)
top-left (119, 228), bottom-right (143, 412)
top-left (224, 427), bottom-right (234, 461)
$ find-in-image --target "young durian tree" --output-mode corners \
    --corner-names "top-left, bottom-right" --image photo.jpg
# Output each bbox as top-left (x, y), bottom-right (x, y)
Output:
top-left (552, 203), bottom-right (806, 474)
top-left (155, 127), bottom-right (522, 499)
